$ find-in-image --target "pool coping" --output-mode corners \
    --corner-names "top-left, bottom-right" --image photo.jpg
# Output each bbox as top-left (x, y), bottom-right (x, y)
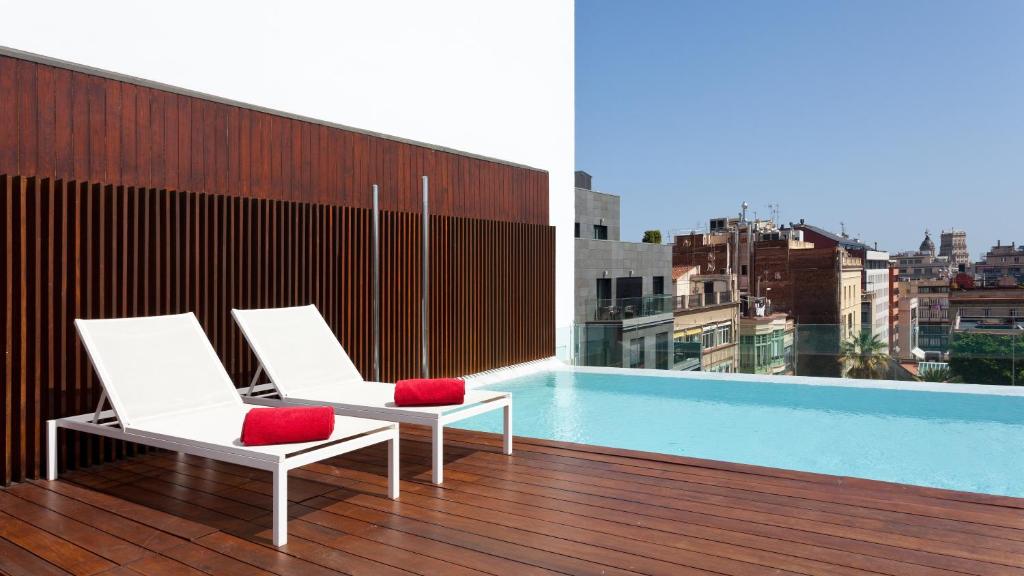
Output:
top-left (473, 359), bottom-right (1024, 397)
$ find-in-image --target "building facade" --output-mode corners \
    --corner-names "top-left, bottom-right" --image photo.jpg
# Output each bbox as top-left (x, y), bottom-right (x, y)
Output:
top-left (574, 175), bottom-right (674, 369)
top-left (672, 268), bottom-right (740, 372)
top-left (888, 261), bottom-right (902, 357)
top-left (739, 314), bottom-right (795, 375)
top-left (792, 223), bottom-right (888, 350)
top-left (900, 279), bottom-right (951, 358)
top-left (897, 296), bottom-right (921, 361)
top-left (975, 241), bottom-right (1024, 287)
top-left (939, 229), bottom-right (970, 272)
top-left (895, 231), bottom-right (955, 281)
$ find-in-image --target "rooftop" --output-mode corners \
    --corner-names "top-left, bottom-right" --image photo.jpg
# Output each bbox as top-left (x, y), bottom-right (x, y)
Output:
top-left (3, 426), bottom-right (1022, 575)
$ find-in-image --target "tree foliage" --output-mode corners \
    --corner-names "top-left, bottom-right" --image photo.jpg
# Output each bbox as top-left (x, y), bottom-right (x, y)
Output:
top-left (838, 331), bottom-right (890, 379)
top-left (642, 230), bottom-right (662, 244)
top-left (918, 365), bottom-right (955, 383)
top-left (951, 273), bottom-right (975, 290)
top-left (948, 332), bottom-right (1023, 385)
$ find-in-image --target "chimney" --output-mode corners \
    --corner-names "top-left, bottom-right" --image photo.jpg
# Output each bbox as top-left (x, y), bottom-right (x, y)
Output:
top-left (574, 170), bottom-right (592, 190)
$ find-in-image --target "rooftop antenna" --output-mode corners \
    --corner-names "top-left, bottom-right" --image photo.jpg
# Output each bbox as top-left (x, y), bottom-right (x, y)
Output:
top-left (840, 221), bottom-right (847, 237)
top-left (767, 203), bottom-right (780, 224)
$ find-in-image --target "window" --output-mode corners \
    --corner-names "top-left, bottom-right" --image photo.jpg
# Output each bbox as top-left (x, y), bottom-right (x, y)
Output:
top-left (701, 328), bottom-right (715, 350)
top-left (574, 222), bottom-right (580, 238)
top-left (655, 333), bottom-right (669, 370)
top-left (596, 278), bottom-right (611, 301)
top-left (629, 337), bottom-right (645, 369)
top-left (741, 264), bottom-right (748, 276)
top-left (593, 224), bottom-right (608, 240)
top-left (653, 276), bottom-right (665, 295)
top-left (716, 323), bottom-right (732, 346)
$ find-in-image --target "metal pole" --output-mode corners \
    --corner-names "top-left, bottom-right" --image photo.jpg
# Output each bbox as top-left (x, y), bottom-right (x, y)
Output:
top-left (372, 184), bottom-right (380, 382)
top-left (422, 176), bottom-right (430, 378)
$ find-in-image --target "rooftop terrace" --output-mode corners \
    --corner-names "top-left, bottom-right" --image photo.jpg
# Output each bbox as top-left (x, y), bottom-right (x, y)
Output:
top-left (2, 427), bottom-right (1022, 576)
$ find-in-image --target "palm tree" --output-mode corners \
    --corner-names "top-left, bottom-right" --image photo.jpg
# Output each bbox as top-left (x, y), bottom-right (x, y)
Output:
top-left (918, 365), bottom-right (955, 383)
top-left (838, 331), bottom-right (890, 380)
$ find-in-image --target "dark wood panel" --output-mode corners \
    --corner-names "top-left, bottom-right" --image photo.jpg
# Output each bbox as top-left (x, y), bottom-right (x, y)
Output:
top-left (0, 174), bottom-right (555, 485)
top-left (0, 54), bottom-right (549, 226)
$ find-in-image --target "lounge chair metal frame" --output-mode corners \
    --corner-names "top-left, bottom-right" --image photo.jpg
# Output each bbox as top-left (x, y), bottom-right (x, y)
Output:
top-left (233, 305), bottom-right (512, 485)
top-left (47, 313), bottom-right (399, 547)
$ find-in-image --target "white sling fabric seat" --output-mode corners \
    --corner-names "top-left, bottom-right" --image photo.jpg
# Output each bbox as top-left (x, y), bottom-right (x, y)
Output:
top-left (47, 313), bottom-right (399, 547)
top-left (233, 305), bottom-right (512, 484)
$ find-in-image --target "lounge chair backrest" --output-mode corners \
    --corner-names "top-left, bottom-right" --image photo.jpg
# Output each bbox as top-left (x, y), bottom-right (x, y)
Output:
top-left (75, 313), bottom-right (242, 428)
top-left (232, 305), bottom-right (364, 397)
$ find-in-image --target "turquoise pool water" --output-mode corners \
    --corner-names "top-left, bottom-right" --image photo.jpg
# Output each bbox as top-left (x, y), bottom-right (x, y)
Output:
top-left (455, 370), bottom-right (1024, 497)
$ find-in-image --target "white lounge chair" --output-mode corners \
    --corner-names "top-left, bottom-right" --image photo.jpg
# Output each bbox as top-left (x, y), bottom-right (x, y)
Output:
top-left (47, 313), bottom-right (399, 547)
top-left (232, 305), bottom-right (512, 484)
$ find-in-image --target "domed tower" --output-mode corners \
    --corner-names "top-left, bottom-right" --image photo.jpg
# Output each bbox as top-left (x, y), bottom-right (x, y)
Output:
top-left (919, 229), bottom-right (936, 256)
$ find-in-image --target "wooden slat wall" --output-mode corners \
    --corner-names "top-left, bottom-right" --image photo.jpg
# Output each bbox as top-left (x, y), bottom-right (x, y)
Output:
top-left (0, 54), bottom-right (549, 226)
top-left (0, 174), bottom-right (555, 485)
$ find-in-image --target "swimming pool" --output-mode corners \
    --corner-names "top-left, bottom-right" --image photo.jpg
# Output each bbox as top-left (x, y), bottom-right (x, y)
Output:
top-left (456, 367), bottom-right (1024, 497)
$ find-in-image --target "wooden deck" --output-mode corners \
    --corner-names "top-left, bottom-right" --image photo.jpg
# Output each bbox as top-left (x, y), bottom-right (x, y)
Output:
top-left (1, 426), bottom-right (1022, 576)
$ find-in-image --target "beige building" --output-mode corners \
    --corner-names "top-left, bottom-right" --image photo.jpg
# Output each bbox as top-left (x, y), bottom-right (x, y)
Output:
top-left (673, 267), bottom-right (740, 372)
top-left (840, 251), bottom-right (863, 341)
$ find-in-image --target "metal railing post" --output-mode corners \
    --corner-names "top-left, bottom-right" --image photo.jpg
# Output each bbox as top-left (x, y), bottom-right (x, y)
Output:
top-left (372, 184), bottom-right (380, 382)
top-left (422, 176), bottom-right (430, 378)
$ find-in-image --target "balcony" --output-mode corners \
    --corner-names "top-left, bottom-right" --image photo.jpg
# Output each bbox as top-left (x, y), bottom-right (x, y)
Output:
top-left (586, 294), bottom-right (675, 321)
top-left (674, 290), bottom-right (736, 311)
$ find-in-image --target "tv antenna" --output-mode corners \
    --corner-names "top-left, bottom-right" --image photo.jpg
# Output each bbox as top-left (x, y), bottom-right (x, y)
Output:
top-left (767, 203), bottom-right (780, 224)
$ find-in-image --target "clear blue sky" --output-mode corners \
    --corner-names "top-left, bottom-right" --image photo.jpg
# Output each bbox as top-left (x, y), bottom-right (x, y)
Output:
top-left (576, 0), bottom-right (1024, 258)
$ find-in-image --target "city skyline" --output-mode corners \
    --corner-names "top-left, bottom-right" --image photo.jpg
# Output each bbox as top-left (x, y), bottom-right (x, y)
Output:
top-left (576, 0), bottom-right (1024, 257)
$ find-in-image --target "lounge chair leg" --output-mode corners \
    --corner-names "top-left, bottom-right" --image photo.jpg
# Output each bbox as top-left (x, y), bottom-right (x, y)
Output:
top-left (46, 420), bottom-right (58, 480)
top-left (503, 402), bottom-right (513, 456)
top-left (388, 431), bottom-right (400, 499)
top-left (432, 422), bottom-right (444, 485)
top-left (272, 465), bottom-right (288, 546)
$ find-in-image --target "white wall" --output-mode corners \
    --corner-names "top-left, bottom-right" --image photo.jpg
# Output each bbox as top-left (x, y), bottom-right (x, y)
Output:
top-left (0, 0), bottom-right (576, 356)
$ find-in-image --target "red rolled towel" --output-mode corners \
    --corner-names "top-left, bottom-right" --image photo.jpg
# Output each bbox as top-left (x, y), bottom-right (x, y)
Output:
top-left (394, 378), bottom-right (465, 406)
top-left (241, 406), bottom-right (335, 446)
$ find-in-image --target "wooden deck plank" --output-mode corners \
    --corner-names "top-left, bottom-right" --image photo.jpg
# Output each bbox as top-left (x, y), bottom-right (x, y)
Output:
top-left (1, 429), bottom-right (1022, 576)
top-left (0, 510), bottom-right (114, 576)
top-left (386, 445), bottom-right (1024, 569)
top-left (0, 535), bottom-right (74, 576)
top-left (375, 450), bottom-right (1022, 575)
top-left (6, 483), bottom-right (185, 553)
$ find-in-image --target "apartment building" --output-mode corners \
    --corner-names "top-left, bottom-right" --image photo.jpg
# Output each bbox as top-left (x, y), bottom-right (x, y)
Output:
top-left (672, 267), bottom-right (740, 372)
top-left (900, 278), bottom-right (951, 358)
top-left (673, 213), bottom-right (782, 297)
top-left (975, 241), bottom-right (1024, 287)
top-left (574, 173), bottom-right (674, 369)
top-left (739, 314), bottom-right (795, 375)
top-left (895, 231), bottom-right (955, 281)
top-left (793, 222), bottom-right (889, 352)
top-left (949, 288), bottom-right (1024, 332)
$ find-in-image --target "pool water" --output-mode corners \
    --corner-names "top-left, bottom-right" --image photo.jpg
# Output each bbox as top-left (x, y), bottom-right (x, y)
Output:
top-left (455, 370), bottom-right (1024, 497)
